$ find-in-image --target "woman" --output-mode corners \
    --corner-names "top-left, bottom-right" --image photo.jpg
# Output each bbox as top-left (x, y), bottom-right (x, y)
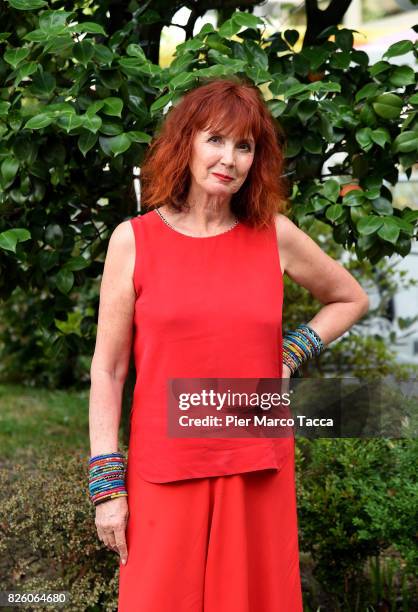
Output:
top-left (88, 77), bottom-right (369, 611)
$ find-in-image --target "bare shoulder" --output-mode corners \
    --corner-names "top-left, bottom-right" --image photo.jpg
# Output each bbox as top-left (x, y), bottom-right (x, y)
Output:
top-left (272, 212), bottom-right (302, 275)
top-left (108, 219), bottom-right (136, 250)
top-left (101, 219), bottom-right (136, 299)
top-left (273, 212), bottom-right (300, 243)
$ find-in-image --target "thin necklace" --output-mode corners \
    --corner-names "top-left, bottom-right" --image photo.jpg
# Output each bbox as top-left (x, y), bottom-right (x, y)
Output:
top-left (155, 208), bottom-right (239, 237)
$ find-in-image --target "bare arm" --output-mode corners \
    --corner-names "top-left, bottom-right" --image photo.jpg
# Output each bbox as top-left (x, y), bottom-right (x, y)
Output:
top-left (275, 213), bottom-right (369, 346)
top-left (89, 220), bottom-right (136, 456)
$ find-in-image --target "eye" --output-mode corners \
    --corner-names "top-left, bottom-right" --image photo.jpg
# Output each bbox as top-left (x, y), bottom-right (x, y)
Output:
top-left (208, 134), bottom-right (251, 151)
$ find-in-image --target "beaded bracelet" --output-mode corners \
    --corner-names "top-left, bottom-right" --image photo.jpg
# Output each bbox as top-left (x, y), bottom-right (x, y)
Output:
top-left (282, 323), bottom-right (325, 376)
top-left (88, 452), bottom-right (128, 507)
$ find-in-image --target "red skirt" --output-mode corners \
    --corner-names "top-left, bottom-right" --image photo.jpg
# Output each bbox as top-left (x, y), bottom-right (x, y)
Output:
top-left (118, 449), bottom-right (303, 611)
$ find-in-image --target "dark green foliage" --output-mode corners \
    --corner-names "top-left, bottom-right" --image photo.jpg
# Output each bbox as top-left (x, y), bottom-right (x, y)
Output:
top-left (0, 3), bottom-right (417, 386)
top-left (296, 438), bottom-right (418, 607)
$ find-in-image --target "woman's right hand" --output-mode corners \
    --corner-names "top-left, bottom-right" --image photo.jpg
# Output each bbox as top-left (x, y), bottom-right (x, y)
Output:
top-left (95, 496), bottom-right (129, 565)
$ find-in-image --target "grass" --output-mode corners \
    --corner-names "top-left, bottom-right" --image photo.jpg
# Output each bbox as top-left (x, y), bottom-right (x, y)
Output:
top-left (0, 383), bottom-right (91, 461)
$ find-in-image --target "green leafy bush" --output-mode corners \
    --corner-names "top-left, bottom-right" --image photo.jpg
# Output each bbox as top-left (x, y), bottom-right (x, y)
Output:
top-left (295, 438), bottom-right (418, 607)
top-left (0, 448), bottom-right (126, 611)
top-left (1, 440), bottom-right (416, 609)
top-left (0, 3), bottom-right (418, 386)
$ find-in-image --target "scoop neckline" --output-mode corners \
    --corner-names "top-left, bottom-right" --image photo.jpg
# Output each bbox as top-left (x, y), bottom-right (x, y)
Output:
top-left (153, 208), bottom-right (241, 239)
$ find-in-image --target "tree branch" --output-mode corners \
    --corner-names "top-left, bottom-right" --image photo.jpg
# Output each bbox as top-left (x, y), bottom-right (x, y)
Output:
top-left (184, 0), bottom-right (259, 11)
top-left (184, 7), bottom-right (201, 40)
top-left (304, 0), bottom-right (354, 47)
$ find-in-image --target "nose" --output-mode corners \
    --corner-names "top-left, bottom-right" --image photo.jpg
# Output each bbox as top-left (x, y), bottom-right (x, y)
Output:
top-left (220, 143), bottom-right (235, 167)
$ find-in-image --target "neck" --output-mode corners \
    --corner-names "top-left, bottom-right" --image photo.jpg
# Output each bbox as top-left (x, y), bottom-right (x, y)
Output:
top-left (167, 192), bottom-right (236, 234)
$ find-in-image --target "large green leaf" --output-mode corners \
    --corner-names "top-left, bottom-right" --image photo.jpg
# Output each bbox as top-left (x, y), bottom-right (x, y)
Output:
top-left (218, 11), bottom-right (261, 38)
top-left (86, 101), bottom-right (105, 117)
top-left (4, 47), bottom-right (30, 68)
top-left (23, 29), bottom-right (49, 43)
top-left (233, 12), bottom-right (262, 29)
top-left (12, 137), bottom-right (38, 163)
top-left (78, 132), bottom-right (97, 157)
top-left (296, 99), bottom-right (317, 122)
top-left (127, 131), bottom-right (151, 144)
top-left (56, 114), bottom-right (84, 132)
top-left (126, 43), bottom-right (147, 62)
top-left (24, 114), bottom-right (53, 129)
top-left (80, 114), bottom-right (102, 133)
top-left (119, 58), bottom-right (161, 77)
top-left (169, 71), bottom-right (196, 91)
top-left (63, 256), bottom-right (89, 271)
top-left (0, 101), bottom-right (11, 116)
top-left (377, 218), bottom-right (400, 244)
top-left (357, 216), bottom-right (384, 235)
top-left (354, 82), bottom-right (382, 103)
top-left (39, 10), bottom-right (72, 32)
top-left (370, 128), bottom-right (390, 148)
top-left (195, 64), bottom-right (229, 78)
top-left (73, 41), bottom-right (94, 66)
top-left (175, 38), bottom-right (205, 54)
top-left (56, 268), bottom-right (74, 294)
top-left (69, 22), bottom-right (106, 36)
top-left (218, 19), bottom-right (241, 39)
top-left (0, 228), bottom-right (31, 252)
top-left (150, 93), bottom-right (173, 115)
top-left (307, 81), bottom-right (341, 93)
top-left (325, 203), bottom-right (344, 222)
top-left (329, 51), bottom-right (351, 70)
top-left (335, 29), bottom-right (353, 52)
top-left (372, 94), bottom-right (403, 120)
top-left (383, 40), bottom-right (414, 59)
top-left (389, 65), bottom-right (415, 87)
top-left (303, 133), bottom-right (323, 154)
top-left (402, 209), bottom-right (418, 224)
top-left (100, 120), bottom-right (123, 136)
top-left (12, 61), bottom-right (38, 85)
top-left (369, 61), bottom-right (391, 77)
top-left (392, 131), bottom-right (418, 154)
top-left (93, 45), bottom-right (114, 65)
top-left (245, 66), bottom-right (271, 85)
top-left (355, 128), bottom-right (373, 151)
top-left (29, 69), bottom-right (56, 96)
top-left (1, 158), bottom-right (19, 185)
top-left (267, 99), bottom-right (286, 118)
top-left (243, 40), bottom-right (268, 70)
top-left (322, 179), bottom-right (340, 202)
top-left (7, 0), bottom-right (47, 9)
top-left (371, 197), bottom-right (393, 216)
top-left (102, 97), bottom-right (123, 117)
top-left (110, 134), bottom-right (132, 155)
top-left (391, 216), bottom-right (414, 236)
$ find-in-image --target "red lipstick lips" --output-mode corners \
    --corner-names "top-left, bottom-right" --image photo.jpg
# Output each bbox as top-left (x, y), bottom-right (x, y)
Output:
top-left (213, 173), bottom-right (233, 181)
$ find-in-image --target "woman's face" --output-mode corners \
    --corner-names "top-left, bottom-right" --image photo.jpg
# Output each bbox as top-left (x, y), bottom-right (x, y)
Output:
top-left (188, 128), bottom-right (255, 198)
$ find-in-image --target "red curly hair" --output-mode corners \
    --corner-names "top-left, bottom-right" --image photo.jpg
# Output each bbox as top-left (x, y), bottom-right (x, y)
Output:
top-left (140, 76), bottom-right (289, 229)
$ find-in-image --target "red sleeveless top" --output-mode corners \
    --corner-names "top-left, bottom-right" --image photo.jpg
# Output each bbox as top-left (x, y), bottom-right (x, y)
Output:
top-left (127, 209), bottom-right (294, 483)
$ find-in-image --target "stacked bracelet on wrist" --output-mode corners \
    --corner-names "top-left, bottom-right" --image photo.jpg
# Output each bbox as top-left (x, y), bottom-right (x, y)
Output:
top-left (282, 323), bottom-right (325, 376)
top-left (88, 452), bottom-right (128, 507)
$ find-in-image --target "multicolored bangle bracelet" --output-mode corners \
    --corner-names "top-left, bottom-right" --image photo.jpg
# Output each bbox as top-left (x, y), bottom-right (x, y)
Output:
top-left (88, 452), bottom-right (128, 507)
top-left (282, 323), bottom-right (325, 376)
